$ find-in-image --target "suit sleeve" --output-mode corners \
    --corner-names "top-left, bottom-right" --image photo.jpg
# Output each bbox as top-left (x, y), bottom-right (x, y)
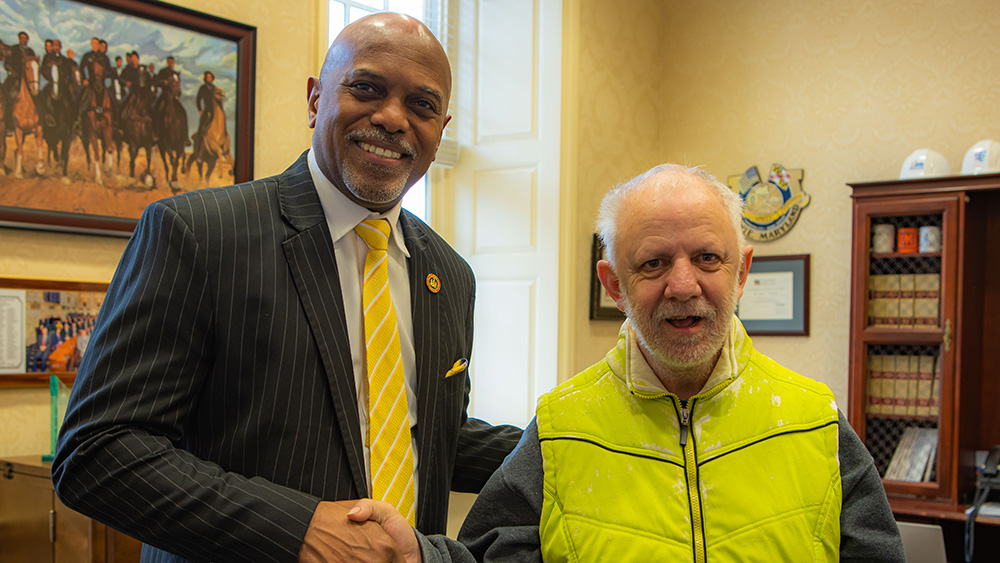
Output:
top-left (838, 411), bottom-right (906, 562)
top-left (52, 201), bottom-right (319, 563)
top-left (450, 274), bottom-right (524, 493)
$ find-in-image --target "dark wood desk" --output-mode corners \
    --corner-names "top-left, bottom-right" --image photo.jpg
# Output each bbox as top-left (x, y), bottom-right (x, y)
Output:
top-left (1, 455), bottom-right (141, 562)
top-left (892, 499), bottom-right (1000, 563)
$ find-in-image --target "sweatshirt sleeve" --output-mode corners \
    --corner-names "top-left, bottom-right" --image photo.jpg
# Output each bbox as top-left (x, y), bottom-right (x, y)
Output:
top-left (418, 419), bottom-right (544, 563)
top-left (838, 410), bottom-right (906, 562)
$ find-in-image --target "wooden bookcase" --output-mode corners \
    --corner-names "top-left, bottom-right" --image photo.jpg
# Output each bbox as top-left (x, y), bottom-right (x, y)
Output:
top-left (847, 173), bottom-right (1000, 519)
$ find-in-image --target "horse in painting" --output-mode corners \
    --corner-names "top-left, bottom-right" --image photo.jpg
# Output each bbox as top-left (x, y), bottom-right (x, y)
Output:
top-left (10, 55), bottom-right (45, 178)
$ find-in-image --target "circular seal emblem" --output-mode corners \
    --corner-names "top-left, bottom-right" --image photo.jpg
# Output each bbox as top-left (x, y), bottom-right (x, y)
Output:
top-left (727, 164), bottom-right (810, 242)
top-left (426, 273), bottom-right (441, 293)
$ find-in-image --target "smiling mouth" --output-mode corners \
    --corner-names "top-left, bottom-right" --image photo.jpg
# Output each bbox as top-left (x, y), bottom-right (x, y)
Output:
top-left (666, 316), bottom-right (702, 328)
top-left (358, 142), bottom-right (405, 160)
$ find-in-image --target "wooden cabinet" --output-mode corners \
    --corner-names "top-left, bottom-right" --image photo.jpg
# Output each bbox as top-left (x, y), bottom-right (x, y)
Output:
top-left (847, 173), bottom-right (1000, 518)
top-left (0, 456), bottom-right (141, 563)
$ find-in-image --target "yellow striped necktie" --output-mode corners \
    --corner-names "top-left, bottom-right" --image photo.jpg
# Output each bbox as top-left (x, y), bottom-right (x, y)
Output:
top-left (354, 218), bottom-right (416, 526)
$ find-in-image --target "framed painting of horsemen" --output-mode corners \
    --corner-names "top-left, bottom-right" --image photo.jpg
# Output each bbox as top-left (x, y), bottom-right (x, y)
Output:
top-left (0, 0), bottom-right (255, 234)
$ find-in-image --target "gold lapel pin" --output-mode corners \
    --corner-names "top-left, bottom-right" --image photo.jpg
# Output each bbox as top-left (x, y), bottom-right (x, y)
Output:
top-left (426, 273), bottom-right (441, 293)
top-left (445, 358), bottom-right (468, 378)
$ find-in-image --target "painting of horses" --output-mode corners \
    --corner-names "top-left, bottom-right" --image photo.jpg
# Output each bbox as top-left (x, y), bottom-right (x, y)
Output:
top-left (0, 0), bottom-right (255, 234)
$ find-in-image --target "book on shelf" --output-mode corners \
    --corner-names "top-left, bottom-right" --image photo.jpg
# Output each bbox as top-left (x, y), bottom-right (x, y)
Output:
top-left (917, 355), bottom-right (934, 417)
top-left (884, 426), bottom-right (938, 482)
top-left (929, 354), bottom-right (941, 417)
top-left (913, 273), bottom-right (940, 328)
top-left (882, 355), bottom-right (900, 416)
top-left (867, 354), bottom-right (883, 415)
top-left (868, 275), bottom-right (901, 328)
top-left (880, 356), bottom-right (895, 415)
top-left (867, 275), bottom-right (881, 327)
top-left (898, 274), bottom-right (915, 328)
top-left (885, 275), bottom-right (900, 328)
top-left (893, 355), bottom-right (910, 416)
top-left (907, 355), bottom-right (920, 416)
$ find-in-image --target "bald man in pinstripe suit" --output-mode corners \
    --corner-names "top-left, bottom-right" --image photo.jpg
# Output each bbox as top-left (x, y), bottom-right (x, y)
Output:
top-left (53, 13), bottom-right (521, 563)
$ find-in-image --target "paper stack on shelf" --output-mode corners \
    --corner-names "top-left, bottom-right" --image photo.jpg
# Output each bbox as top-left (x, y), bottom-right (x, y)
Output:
top-left (965, 502), bottom-right (1000, 517)
top-left (884, 427), bottom-right (938, 482)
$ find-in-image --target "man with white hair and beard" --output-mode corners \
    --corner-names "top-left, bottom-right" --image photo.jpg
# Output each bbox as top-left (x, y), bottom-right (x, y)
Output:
top-left (53, 12), bottom-right (521, 563)
top-left (361, 164), bottom-right (907, 562)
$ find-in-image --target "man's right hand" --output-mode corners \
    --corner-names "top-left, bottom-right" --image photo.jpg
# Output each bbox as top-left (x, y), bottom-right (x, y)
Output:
top-left (347, 499), bottom-right (421, 563)
top-left (297, 500), bottom-right (404, 563)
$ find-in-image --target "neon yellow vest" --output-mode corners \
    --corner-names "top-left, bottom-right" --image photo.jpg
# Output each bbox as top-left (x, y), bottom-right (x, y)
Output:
top-left (537, 320), bottom-right (841, 562)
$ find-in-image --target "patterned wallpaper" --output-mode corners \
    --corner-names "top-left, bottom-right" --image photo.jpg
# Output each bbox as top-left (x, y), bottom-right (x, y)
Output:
top-left (0, 0), bottom-right (319, 457)
top-left (567, 0), bottom-right (1000, 409)
top-left (563, 0), bottom-right (669, 372)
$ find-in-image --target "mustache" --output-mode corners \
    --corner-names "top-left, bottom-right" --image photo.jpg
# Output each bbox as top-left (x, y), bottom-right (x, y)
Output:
top-left (346, 128), bottom-right (416, 158)
top-left (654, 299), bottom-right (716, 320)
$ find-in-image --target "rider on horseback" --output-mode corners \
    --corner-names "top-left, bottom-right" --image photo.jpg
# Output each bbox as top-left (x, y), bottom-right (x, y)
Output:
top-left (3, 31), bottom-right (35, 128)
top-left (74, 37), bottom-right (111, 134)
top-left (153, 57), bottom-right (180, 110)
top-left (191, 70), bottom-right (218, 157)
top-left (153, 57), bottom-right (191, 146)
top-left (116, 51), bottom-right (143, 136)
top-left (39, 37), bottom-right (65, 128)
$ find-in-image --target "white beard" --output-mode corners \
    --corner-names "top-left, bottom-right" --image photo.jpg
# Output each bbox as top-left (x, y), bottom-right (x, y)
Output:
top-left (622, 279), bottom-right (740, 373)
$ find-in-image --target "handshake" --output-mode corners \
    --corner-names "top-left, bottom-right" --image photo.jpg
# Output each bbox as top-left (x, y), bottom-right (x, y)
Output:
top-left (297, 499), bottom-right (423, 563)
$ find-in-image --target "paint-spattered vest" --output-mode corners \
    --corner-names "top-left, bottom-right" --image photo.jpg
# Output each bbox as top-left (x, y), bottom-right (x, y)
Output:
top-left (537, 320), bottom-right (841, 562)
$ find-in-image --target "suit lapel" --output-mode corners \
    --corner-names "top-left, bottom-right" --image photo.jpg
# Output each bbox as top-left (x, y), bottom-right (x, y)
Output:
top-left (279, 152), bottom-right (369, 499)
top-left (401, 212), bottom-right (445, 523)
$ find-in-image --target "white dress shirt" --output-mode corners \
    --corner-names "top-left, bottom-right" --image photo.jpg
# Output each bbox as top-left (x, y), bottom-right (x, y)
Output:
top-left (307, 148), bottom-right (419, 499)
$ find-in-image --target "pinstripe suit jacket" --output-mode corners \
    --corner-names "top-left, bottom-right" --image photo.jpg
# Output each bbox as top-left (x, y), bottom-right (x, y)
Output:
top-left (52, 153), bottom-right (522, 563)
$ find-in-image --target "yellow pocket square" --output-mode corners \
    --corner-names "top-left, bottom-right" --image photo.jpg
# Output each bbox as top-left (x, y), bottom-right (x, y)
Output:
top-left (445, 358), bottom-right (468, 378)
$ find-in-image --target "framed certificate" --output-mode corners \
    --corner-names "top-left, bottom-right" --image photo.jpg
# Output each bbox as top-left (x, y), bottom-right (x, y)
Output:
top-left (589, 234), bottom-right (625, 321)
top-left (738, 254), bottom-right (810, 336)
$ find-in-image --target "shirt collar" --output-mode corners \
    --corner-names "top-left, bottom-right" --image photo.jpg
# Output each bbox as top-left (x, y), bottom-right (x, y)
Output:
top-left (623, 316), bottom-right (743, 397)
top-left (307, 148), bottom-right (410, 258)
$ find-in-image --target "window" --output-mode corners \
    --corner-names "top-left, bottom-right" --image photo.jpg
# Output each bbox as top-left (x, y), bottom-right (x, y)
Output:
top-left (328, 0), bottom-right (438, 222)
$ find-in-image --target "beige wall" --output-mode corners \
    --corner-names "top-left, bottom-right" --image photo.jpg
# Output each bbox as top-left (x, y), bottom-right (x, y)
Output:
top-left (564, 0), bottom-right (1000, 409)
top-left (561, 0), bottom-right (670, 384)
top-left (0, 0), bottom-right (321, 456)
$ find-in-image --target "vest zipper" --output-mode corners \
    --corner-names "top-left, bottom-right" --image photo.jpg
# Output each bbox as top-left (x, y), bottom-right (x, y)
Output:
top-left (677, 398), bottom-right (707, 563)
top-left (679, 401), bottom-right (690, 446)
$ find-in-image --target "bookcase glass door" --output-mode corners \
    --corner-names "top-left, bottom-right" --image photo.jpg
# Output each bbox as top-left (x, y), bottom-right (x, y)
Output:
top-left (854, 199), bottom-right (956, 500)
top-left (865, 343), bottom-right (941, 484)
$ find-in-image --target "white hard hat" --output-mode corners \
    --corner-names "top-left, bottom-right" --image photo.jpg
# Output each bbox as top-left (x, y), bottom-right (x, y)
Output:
top-left (899, 149), bottom-right (951, 179)
top-left (961, 139), bottom-right (1000, 175)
